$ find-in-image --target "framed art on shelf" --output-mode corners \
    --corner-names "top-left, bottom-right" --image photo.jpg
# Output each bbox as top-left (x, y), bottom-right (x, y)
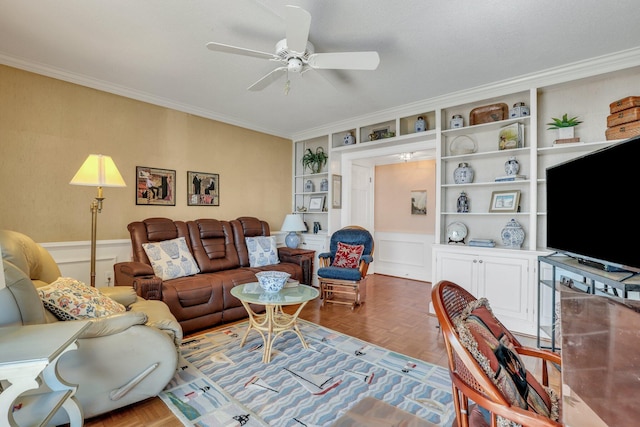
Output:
top-left (331, 174), bottom-right (342, 209)
top-left (188, 171), bottom-right (219, 206)
top-left (136, 166), bottom-right (176, 206)
top-left (308, 195), bottom-right (325, 212)
top-left (489, 190), bottom-right (521, 213)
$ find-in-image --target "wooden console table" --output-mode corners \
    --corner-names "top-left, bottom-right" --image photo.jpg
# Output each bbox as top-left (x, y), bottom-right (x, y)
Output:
top-left (278, 247), bottom-right (315, 286)
top-left (0, 321), bottom-right (89, 426)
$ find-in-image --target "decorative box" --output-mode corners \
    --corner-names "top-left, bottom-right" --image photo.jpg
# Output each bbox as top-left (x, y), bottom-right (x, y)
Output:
top-left (607, 107), bottom-right (640, 128)
top-left (509, 102), bottom-right (530, 118)
top-left (609, 96), bottom-right (640, 114)
top-left (605, 120), bottom-right (640, 140)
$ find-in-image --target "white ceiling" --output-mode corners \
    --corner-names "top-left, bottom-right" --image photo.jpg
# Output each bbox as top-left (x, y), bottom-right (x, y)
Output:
top-left (2, 0), bottom-right (640, 140)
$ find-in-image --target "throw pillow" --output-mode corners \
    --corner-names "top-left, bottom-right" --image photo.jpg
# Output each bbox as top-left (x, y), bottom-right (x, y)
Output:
top-left (38, 277), bottom-right (126, 321)
top-left (454, 298), bottom-right (559, 425)
top-left (245, 236), bottom-right (280, 267)
top-left (332, 242), bottom-right (364, 269)
top-left (141, 237), bottom-right (200, 280)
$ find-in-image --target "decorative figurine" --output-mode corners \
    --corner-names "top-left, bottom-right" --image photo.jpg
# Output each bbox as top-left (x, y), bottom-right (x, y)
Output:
top-left (457, 191), bottom-right (469, 213)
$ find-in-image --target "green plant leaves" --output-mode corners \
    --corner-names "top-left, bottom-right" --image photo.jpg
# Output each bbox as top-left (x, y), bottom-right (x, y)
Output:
top-left (546, 113), bottom-right (582, 129)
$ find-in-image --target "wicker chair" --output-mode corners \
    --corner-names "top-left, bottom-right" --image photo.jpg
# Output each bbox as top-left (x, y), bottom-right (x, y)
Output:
top-left (431, 280), bottom-right (563, 427)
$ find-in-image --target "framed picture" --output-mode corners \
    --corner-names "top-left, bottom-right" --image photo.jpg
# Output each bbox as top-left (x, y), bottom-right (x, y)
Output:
top-left (308, 195), bottom-right (325, 212)
top-left (136, 166), bottom-right (176, 206)
top-left (489, 190), bottom-right (521, 213)
top-left (332, 174), bottom-right (342, 209)
top-left (187, 171), bottom-right (219, 206)
top-left (411, 190), bottom-right (427, 215)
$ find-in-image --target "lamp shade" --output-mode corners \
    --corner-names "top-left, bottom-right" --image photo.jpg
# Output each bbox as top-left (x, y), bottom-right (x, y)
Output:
top-left (70, 154), bottom-right (126, 187)
top-left (281, 214), bottom-right (306, 232)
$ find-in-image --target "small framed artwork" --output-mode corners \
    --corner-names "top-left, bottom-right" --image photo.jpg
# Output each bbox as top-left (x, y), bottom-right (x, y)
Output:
top-left (489, 190), bottom-right (521, 213)
top-left (187, 171), bottom-right (219, 206)
top-left (136, 166), bottom-right (176, 206)
top-left (308, 195), bottom-right (325, 212)
top-left (332, 174), bottom-right (342, 209)
top-left (411, 190), bottom-right (427, 215)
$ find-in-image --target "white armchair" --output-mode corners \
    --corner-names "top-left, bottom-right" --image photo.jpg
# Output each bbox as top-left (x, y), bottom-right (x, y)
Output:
top-left (0, 230), bottom-right (182, 423)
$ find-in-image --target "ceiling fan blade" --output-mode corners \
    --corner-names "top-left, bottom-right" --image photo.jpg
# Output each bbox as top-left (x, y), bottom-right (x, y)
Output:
top-left (284, 5), bottom-right (311, 53)
top-left (206, 42), bottom-right (279, 61)
top-left (308, 52), bottom-right (380, 70)
top-left (247, 67), bottom-right (287, 91)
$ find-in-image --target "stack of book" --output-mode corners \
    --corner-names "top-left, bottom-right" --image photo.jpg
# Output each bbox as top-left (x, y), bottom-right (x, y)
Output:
top-left (468, 238), bottom-right (496, 248)
top-left (495, 174), bottom-right (526, 182)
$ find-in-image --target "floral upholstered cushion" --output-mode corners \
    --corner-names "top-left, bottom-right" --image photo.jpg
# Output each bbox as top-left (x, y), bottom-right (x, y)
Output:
top-left (141, 237), bottom-right (200, 280)
top-left (332, 242), bottom-right (365, 269)
top-left (245, 236), bottom-right (280, 267)
top-left (38, 277), bottom-right (126, 320)
top-left (454, 298), bottom-right (560, 425)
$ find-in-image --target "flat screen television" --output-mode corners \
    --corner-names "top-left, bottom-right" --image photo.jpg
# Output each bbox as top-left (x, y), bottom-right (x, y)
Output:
top-left (546, 135), bottom-right (640, 273)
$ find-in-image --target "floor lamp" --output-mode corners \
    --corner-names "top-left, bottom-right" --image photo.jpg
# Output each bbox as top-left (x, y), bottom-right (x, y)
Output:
top-left (70, 154), bottom-right (126, 286)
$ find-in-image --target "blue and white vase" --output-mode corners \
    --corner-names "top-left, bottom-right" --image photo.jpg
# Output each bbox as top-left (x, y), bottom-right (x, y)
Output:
top-left (415, 116), bottom-right (426, 132)
top-left (453, 163), bottom-right (474, 184)
top-left (501, 218), bottom-right (525, 248)
top-left (505, 157), bottom-right (520, 175)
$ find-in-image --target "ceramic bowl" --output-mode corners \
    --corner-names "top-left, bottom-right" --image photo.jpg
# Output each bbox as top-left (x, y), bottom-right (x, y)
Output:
top-left (255, 271), bottom-right (291, 293)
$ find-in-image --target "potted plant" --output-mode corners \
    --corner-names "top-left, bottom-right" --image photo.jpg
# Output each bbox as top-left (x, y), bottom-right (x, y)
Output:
top-left (302, 147), bottom-right (328, 174)
top-left (546, 113), bottom-right (582, 140)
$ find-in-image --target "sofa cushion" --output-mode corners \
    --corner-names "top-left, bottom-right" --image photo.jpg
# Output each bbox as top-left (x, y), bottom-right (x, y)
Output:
top-left (454, 298), bottom-right (559, 423)
top-left (38, 277), bottom-right (126, 320)
top-left (332, 242), bottom-right (364, 269)
top-left (245, 236), bottom-right (279, 267)
top-left (142, 237), bottom-right (200, 280)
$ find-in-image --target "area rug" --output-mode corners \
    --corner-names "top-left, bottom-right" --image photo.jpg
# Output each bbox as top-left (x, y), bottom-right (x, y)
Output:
top-left (159, 319), bottom-right (455, 427)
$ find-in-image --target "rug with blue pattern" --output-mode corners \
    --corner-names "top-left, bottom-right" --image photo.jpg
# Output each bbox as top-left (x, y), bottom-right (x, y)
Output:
top-left (159, 319), bottom-right (454, 426)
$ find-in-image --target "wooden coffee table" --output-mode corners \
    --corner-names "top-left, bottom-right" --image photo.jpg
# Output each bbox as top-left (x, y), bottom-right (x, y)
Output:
top-left (230, 282), bottom-right (319, 363)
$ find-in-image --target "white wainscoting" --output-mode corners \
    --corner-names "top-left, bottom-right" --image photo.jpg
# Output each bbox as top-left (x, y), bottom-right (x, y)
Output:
top-left (40, 239), bottom-right (133, 288)
top-left (373, 232), bottom-right (434, 282)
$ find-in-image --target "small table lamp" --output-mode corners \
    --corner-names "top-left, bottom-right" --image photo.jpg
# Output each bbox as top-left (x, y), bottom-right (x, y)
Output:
top-left (281, 214), bottom-right (306, 249)
top-left (70, 154), bottom-right (126, 286)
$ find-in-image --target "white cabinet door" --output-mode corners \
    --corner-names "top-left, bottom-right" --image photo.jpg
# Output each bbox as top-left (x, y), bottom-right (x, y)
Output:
top-left (433, 246), bottom-right (536, 335)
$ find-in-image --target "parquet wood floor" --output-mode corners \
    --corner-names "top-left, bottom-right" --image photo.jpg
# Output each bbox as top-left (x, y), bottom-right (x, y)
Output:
top-left (82, 274), bottom-right (556, 426)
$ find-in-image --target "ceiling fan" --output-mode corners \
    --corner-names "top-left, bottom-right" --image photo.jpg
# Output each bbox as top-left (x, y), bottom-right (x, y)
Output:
top-left (206, 5), bottom-right (380, 93)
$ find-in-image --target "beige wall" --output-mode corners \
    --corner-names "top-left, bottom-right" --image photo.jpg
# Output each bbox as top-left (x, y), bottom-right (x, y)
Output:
top-left (0, 65), bottom-right (293, 243)
top-left (374, 160), bottom-right (436, 233)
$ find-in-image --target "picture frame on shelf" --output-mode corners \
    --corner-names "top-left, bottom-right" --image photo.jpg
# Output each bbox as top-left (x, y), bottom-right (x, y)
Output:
top-left (187, 171), bottom-right (219, 206)
top-left (331, 174), bottom-right (342, 209)
top-left (136, 166), bottom-right (176, 206)
top-left (489, 190), bottom-right (521, 213)
top-left (308, 195), bottom-right (325, 212)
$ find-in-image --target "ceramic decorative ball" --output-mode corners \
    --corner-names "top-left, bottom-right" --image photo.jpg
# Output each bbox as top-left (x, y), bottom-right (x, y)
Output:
top-left (255, 271), bottom-right (291, 293)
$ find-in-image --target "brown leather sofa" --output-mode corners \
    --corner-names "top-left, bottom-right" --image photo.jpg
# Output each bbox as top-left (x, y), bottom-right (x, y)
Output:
top-left (114, 216), bottom-right (307, 334)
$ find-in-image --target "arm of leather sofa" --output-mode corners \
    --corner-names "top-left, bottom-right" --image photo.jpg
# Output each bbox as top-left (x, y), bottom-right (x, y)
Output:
top-left (114, 262), bottom-right (163, 300)
top-left (130, 298), bottom-right (183, 347)
top-left (78, 311), bottom-right (148, 339)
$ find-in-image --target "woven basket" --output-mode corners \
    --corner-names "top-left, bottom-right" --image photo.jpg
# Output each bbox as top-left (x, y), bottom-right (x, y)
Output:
top-left (609, 96), bottom-right (640, 114)
top-left (605, 120), bottom-right (640, 140)
top-left (607, 107), bottom-right (640, 127)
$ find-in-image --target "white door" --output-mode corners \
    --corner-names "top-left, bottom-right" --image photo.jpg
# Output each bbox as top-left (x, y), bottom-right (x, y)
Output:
top-left (350, 163), bottom-right (374, 231)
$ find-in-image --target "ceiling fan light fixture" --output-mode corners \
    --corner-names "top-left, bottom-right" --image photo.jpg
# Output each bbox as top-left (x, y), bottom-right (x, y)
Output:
top-left (400, 152), bottom-right (414, 162)
top-left (287, 58), bottom-right (303, 73)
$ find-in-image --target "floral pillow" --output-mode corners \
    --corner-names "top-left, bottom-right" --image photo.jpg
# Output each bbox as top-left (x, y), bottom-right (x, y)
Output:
top-left (245, 236), bottom-right (280, 267)
top-left (332, 242), bottom-right (365, 269)
top-left (38, 277), bottom-right (126, 321)
top-left (141, 237), bottom-right (200, 280)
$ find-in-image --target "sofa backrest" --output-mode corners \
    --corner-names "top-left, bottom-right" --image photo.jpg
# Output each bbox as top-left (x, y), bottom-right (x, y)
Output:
top-left (0, 229), bottom-right (62, 288)
top-left (0, 260), bottom-right (49, 327)
top-left (186, 219), bottom-right (241, 273)
top-left (128, 218), bottom-right (190, 265)
top-left (230, 217), bottom-right (271, 267)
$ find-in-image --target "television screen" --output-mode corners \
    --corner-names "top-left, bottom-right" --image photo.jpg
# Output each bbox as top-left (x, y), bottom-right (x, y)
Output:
top-left (546, 135), bottom-right (640, 272)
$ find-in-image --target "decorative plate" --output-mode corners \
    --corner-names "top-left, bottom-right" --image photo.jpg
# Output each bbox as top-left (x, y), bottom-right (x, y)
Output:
top-left (449, 135), bottom-right (478, 155)
top-left (447, 222), bottom-right (468, 243)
